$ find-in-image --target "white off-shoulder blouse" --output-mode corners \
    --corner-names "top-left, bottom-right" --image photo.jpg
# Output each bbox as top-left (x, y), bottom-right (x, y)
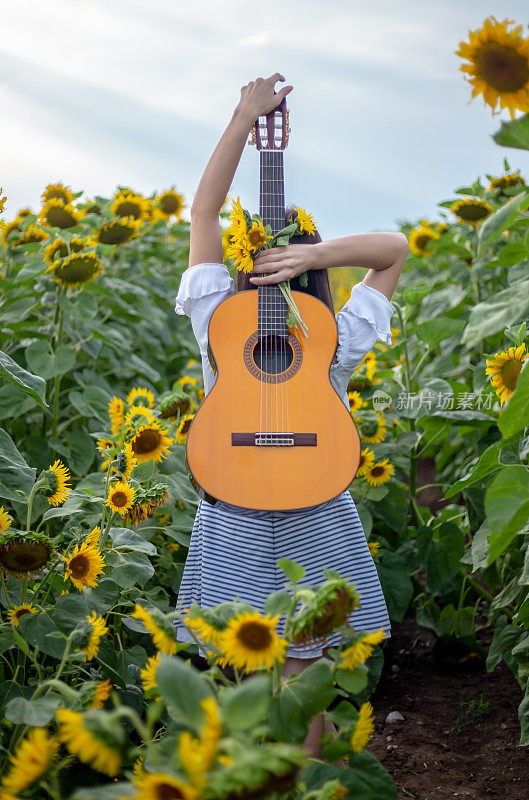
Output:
top-left (174, 262), bottom-right (395, 409)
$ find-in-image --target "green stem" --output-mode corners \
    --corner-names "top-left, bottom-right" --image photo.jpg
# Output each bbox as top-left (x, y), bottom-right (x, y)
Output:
top-left (51, 288), bottom-right (65, 438)
top-left (26, 478), bottom-right (46, 532)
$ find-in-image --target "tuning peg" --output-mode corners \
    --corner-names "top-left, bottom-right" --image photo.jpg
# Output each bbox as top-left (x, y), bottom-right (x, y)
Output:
top-left (248, 125), bottom-right (257, 146)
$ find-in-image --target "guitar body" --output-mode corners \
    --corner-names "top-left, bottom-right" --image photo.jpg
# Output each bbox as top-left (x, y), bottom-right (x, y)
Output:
top-left (185, 289), bottom-right (360, 510)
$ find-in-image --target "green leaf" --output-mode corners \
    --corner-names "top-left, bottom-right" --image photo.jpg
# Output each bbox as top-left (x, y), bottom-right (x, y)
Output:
top-left (485, 466), bottom-right (529, 565)
top-left (5, 695), bottom-right (60, 725)
top-left (274, 236), bottom-right (290, 246)
top-left (264, 591), bottom-right (293, 617)
top-left (105, 550), bottom-right (155, 589)
top-left (0, 428), bottom-right (37, 503)
top-left (477, 189), bottom-right (529, 255)
top-left (498, 360), bottom-right (529, 439)
top-left (155, 653), bottom-right (212, 727)
top-left (300, 753), bottom-right (397, 799)
top-left (335, 665), bottom-right (369, 694)
top-left (25, 340), bottom-right (76, 380)
top-left (493, 113), bottom-right (529, 151)
top-left (462, 279), bottom-right (529, 347)
top-left (444, 442), bottom-right (502, 499)
top-left (276, 558), bottom-right (305, 584)
top-left (0, 351), bottom-right (48, 408)
top-left (416, 523), bottom-right (465, 593)
top-left (377, 551), bottom-right (414, 622)
top-left (219, 674), bottom-right (271, 730)
top-left (110, 527), bottom-right (157, 555)
top-left (415, 317), bottom-right (465, 349)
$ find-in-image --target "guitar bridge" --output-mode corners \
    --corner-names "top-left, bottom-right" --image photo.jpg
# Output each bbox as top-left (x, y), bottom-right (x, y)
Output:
top-left (232, 433), bottom-right (317, 447)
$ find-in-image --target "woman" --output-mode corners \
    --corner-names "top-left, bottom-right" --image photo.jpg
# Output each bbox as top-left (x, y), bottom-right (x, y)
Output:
top-left (173, 73), bottom-right (409, 759)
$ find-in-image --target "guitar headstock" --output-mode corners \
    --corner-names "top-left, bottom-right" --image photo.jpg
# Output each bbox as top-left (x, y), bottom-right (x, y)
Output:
top-left (248, 97), bottom-right (290, 150)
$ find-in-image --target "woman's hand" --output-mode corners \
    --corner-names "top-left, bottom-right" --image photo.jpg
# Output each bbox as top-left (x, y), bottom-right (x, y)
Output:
top-left (235, 74), bottom-right (293, 125)
top-left (249, 244), bottom-right (320, 284)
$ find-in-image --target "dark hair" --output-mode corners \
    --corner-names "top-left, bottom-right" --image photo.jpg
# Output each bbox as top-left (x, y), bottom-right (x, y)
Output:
top-left (236, 205), bottom-right (334, 315)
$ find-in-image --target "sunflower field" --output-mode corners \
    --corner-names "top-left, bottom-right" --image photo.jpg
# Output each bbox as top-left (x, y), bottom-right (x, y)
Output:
top-left (0, 11), bottom-right (529, 800)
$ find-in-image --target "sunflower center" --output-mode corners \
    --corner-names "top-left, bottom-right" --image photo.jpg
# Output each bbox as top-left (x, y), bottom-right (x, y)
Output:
top-left (501, 358), bottom-right (523, 390)
top-left (476, 42), bottom-right (529, 92)
top-left (161, 196), bottom-right (183, 214)
top-left (371, 466), bottom-right (384, 477)
top-left (236, 621), bottom-right (273, 651)
top-left (247, 228), bottom-right (265, 247)
top-left (457, 203), bottom-right (490, 221)
top-left (69, 553), bottom-right (90, 579)
top-left (15, 608), bottom-right (32, 621)
top-left (0, 540), bottom-right (51, 574)
top-left (134, 429), bottom-right (161, 455)
top-left (416, 233), bottom-right (433, 250)
top-left (180, 419), bottom-right (192, 436)
top-left (358, 455), bottom-right (366, 469)
top-left (156, 783), bottom-right (186, 800)
top-left (361, 420), bottom-right (379, 437)
top-left (57, 254), bottom-right (99, 284)
top-left (116, 201), bottom-right (141, 219)
top-left (111, 491), bottom-right (128, 508)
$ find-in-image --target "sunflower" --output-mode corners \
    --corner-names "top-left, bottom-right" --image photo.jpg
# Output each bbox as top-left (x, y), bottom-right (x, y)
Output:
top-left (129, 421), bottom-right (175, 463)
top-left (13, 223), bottom-right (49, 246)
top-left (245, 219), bottom-right (272, 252)
top-left (106, 480), bottom-right (136, 516)
top-left (219, 610), bottom-right (288, 672)
top-left (0, 726), bottom-right (58, 795)
top-left (7, 602), bottom-right (38, 627)
top-left (355, 411), bottom-right (387, 444)
top-left (456, 15), bottom-right (529, 120)
top-left (177, 375), bottom-right (199, 392)
top-left (178, 696), bottom-right (222, 788)
top-left (140, 651), bottom-right (161, 695)
top-left (40, 459), bottom-right (72, 506)
top-left (485, 343), bottom-right (528, 405)
top-left (44, 237), bottom-right (69, 264)
top-left (47, 250), bottom-right (103, 289)
top-left (115, 440), bottom-right (138, 480)
top-left (0, 531), bottom-right (54, 580)
top-left (124, 485), bottom-right (172, 527)
top-left (131, 603), bottom-right (178, 654)
top-left (340, 628), bottom-right (386, 670)
top-left (227, 196), bottom-right (248, 237)
top-left (39, 197), bottom-right (85, 229)
top-left (63, 539), bottom-right (105, 591)
top-left (90, 678), bottom-right (112, 709)
top-left (183, 608), bottom-right (226, 649)
top-left (356, 447), bottom-right (376, 478)
top-left (110, 188), bottom-right (153, 222)
top-left (0, 506), bottom-right (13, 534)
top-left (75, 611), bottom-right (109, 661)
top-left (55, 707), bottom-right (122, 776)
top-left (108, 396), bottom-right (126, 435)
top-left (84, 525), bottom-right (102, 547)
top-left (409, 222), bottom-right (441, 256)
top-left (226, 237), bottom-right (254, 273)
top-left (131, 772), bottom-right (199, 800)
top-left (365, 458), bottom-right (395, 487)
top-left (295, 206), bottom-right (316, 236)
top-left (175, 413), bottom-right (195, 445)
top-left (96, 216), bottom-right (139, 245)
top-left (1, 217), bottom-right (23, 245)
top-left (125, 404), bottom-right (156, 427)
top-left (155, 188), bottom-right (186, 221)
top-left (368, 541), bottom-right (381, 557)
top-left (449, 197), bottom-right (493, 226)
top-left (487, 171), bottom-right (526, 192)
top-left (158, 392), bottom-right (196, 423)
top-left (347, 390), bottom-right (367, 414)
top-left (41, 181), bottom-right (75, 206)
top-left (290, 580), bottom-right (360, 647)
top-left (127, 386), bottom-right (156, 409)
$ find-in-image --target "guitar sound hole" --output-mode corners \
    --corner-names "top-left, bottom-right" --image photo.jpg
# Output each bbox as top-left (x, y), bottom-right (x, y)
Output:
top-left (253, 335), bottom-right (294, 375)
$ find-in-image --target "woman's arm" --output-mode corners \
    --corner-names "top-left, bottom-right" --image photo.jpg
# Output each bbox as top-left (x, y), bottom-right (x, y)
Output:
top-left (250, 232), bottom-right (409, 302)
top-left (189, 73), bottom-right (293, 268)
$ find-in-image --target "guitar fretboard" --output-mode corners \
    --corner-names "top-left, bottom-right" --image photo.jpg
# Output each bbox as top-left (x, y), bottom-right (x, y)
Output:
top-left (258, 149), bottom-right (288, 337)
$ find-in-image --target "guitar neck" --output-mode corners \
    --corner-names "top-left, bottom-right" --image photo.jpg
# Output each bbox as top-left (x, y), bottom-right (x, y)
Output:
top-left (258, 149), bottom-right (288, 336)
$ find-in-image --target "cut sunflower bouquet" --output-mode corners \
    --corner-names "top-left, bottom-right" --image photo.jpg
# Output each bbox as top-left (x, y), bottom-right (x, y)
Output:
top-left (223, 197), bottom-right (317, 339)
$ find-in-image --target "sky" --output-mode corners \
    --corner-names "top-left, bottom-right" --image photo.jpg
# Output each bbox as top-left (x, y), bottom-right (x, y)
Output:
top-left (1, 0), bottom-right (528, 239)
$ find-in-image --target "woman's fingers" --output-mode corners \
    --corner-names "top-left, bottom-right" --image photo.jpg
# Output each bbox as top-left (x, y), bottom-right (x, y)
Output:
top-left (254, 246), bottom-right (287, 263)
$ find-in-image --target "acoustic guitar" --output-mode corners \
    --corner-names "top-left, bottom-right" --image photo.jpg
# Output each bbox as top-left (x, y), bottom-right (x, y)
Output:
top-left (184, 99), bottom-right (361, 510)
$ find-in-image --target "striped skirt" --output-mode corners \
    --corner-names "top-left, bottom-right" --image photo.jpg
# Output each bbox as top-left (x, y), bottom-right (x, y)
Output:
top-left (172, 489), bottom-right (391, 659)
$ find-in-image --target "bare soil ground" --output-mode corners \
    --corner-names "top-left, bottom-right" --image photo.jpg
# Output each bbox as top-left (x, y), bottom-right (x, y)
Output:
top-left (368, 611), bottom-right (527, 800)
